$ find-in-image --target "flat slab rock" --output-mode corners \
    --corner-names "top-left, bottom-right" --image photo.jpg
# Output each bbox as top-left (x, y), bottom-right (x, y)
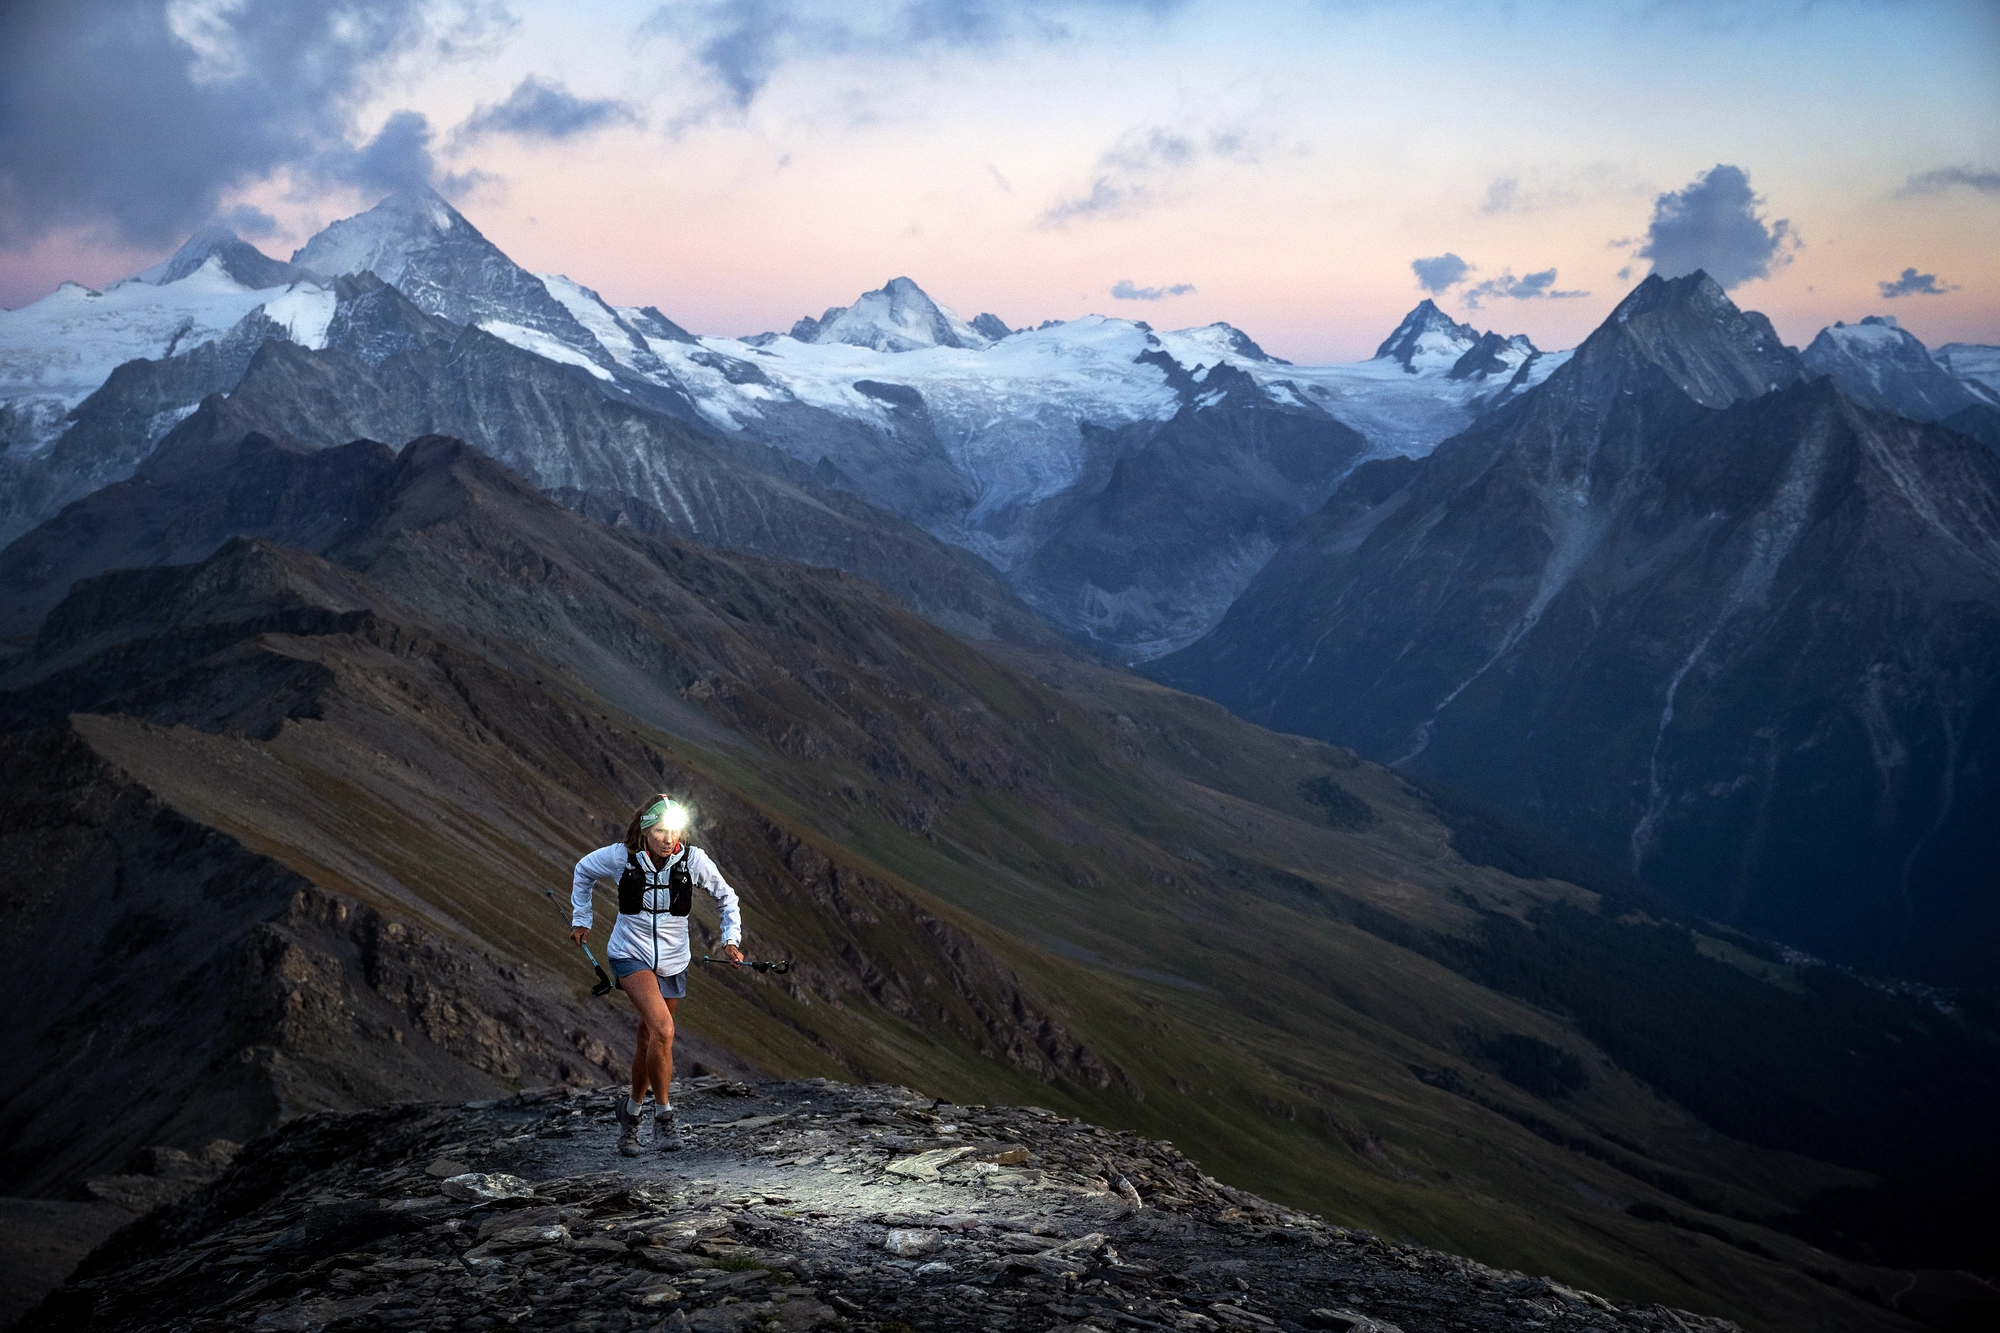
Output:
top-left (17, 1077), bottom-right (1741, 1333)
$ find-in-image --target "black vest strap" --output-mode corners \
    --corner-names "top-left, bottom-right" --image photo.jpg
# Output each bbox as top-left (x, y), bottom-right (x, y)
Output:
top-left (617, 847), bottom-right (695, 917)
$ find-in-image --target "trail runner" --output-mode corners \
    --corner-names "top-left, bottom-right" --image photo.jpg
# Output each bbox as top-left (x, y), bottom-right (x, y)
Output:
top-left (571, 795), bottom-right (743, 1155)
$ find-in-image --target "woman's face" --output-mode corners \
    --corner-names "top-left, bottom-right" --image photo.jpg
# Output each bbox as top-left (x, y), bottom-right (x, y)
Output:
top-left (643, 823), bottom-right (681, 857)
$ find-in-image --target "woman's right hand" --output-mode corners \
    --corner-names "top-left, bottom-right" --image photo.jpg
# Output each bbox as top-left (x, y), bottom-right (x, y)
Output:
top-left (571, 927), bottom-right (589, 946)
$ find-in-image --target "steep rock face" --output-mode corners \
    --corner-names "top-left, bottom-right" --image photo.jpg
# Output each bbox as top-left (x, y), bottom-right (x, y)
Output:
top-left (1014, 366), bottom-right (1369, 659)
top-left (291, 187), bottom-right (604, 361)
top-left (0, 311), bottom-right (286, 546)
top-left (1153, 274), bottom-right (2000, 984)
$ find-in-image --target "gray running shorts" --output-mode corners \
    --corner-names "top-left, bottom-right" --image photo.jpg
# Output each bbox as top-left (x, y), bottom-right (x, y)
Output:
top-left (608, 956), bottom-right (688, 999)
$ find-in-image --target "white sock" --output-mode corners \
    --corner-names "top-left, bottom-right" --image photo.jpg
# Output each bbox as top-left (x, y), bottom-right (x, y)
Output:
top-left (627, 1096), bottom-right (644, 1117)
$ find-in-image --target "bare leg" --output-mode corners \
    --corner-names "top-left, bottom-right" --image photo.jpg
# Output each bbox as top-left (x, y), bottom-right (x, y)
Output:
top-left (619, 971), bottom-right (679, 1104)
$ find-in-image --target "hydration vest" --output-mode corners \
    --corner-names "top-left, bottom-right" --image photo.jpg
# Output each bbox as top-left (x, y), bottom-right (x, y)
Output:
top-left (618, 846), bottom-right (693, 917)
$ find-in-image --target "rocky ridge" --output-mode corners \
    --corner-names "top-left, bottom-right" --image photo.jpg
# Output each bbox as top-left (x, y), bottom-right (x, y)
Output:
top-left (22, 1077), bottom-right (1740, 1333)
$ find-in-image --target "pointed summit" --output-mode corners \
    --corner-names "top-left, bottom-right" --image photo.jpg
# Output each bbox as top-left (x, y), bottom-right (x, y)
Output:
top-left (1373, 299), bottom-right (1481, 372)
top-left (790, 277), bottom-right (990, 352)
top-left (134, 225), bottom-right (308, 291)
top-left (1579, 271), bottom-right (1801, 408)
top-left (290, 186), bottom-right (474, 289)
top-left (289, 188), bottom-right (602, 357)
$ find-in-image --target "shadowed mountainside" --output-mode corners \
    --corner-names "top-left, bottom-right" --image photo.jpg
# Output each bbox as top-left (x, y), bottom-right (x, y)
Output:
top-left (1, 435), bottom-right (1994, 1333)
top-left (1152, 274), bottom-right (2000, 988)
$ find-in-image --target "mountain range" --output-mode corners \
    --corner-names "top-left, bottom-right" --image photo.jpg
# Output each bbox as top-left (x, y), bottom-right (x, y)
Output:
top-left (1153, 274), bottom-right (2000, 987)
top-left (2, 426), bottom-right (1994, 1333)
top-left (5, 188), bottom-right (2000, 1331)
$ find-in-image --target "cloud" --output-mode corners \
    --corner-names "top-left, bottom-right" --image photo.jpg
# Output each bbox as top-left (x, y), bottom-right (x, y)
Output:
top-left (1411, 253), bottom-right (1471, 294)
top-left (458, 76), bottom-right (640, 142)
top-left (319, 110), bottom-right (439, 194)
top-left (1042, 123), bottom-right (1263, 225)
top-left (0, 0), bottom-right (505, 251)
top-left (1898, 165), bottom-right (2000, 197)
top-left (218, 203), bottom-right (280, 240)
top-left (642, 0), bottom-right (1185, 118)
top-left (1111, 279), bottom-right (1196, 301)
top-left (1878, 267), bottom-right (1956, 299)
top-left (1636, 164), bottom-right (1798, 290)
top-left (1463, 268), bottom-right (1587, 309)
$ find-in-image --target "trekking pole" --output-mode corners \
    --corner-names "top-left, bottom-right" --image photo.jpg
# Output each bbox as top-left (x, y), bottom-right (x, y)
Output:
top-left (699, 955), bottom-right (792, 974)
top-left (544, 887), bottom-right (616, 997)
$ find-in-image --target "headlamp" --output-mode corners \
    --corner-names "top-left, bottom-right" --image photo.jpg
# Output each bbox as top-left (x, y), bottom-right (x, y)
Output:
top-left (640, 797), bottom-right (690, 835)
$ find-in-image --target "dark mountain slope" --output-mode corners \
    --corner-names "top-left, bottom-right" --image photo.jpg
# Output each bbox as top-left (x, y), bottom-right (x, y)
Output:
top-left (1015, 367), bottom-right (1369, 659)
top-left (3, 436), bottom-right (1992, 1330)
top-left (1151, 274), bottom-right (2000, 986)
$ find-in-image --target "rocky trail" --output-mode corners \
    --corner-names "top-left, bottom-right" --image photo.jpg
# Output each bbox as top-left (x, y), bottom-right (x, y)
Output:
top-left (19, 1078), bottom-right (1740, 1333)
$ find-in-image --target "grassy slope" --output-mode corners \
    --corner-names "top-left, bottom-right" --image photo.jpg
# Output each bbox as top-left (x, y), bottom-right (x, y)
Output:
top-left (69, 615), bottom-right (1927, 1333)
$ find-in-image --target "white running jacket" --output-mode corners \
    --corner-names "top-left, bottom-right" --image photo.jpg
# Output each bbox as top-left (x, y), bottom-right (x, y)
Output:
top-left (570, 843), bottom-right (742, 976)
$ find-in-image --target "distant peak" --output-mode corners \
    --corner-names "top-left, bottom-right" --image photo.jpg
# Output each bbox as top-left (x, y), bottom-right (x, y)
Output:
top-left (791, 275), bottom-right (991, 352)
top-left (1374, 299), bottom-right (1481, 371)
top-left (134, 226), bottom-right (306, 290)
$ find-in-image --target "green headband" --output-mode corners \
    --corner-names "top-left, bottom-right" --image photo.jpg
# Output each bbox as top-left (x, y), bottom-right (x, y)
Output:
top-left (639, 798), bottom-right (688, 831)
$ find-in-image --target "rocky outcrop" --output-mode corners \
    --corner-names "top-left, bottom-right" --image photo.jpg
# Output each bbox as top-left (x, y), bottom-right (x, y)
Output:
top-left (19, 1079), bottom-right (1742, 1333)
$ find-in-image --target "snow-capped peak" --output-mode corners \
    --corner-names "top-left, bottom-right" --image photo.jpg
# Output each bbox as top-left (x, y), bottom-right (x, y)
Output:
top-left (131, 225), bottom-right (308, 291)
top-left (1802, 313), bottom-right (1990, 419)
top-left (1155, 323), bottom-right (1289, 368)
top-left (290, 186), bottom-right (472, 285)
top-left (790, 277), bottom-right (992, 353)
top-left (1373, 299), bottom-right (1481, 373)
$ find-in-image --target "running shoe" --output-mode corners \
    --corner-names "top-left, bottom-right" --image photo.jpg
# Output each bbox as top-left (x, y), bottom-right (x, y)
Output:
top-left (656, 1103), bottom-right (685, 1153)
top-left (615, 1098), bottom-right (650, 1157)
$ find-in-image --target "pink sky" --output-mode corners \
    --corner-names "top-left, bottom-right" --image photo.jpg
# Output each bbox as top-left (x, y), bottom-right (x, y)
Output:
top-left (4, 0), bottom-right (1997, 362)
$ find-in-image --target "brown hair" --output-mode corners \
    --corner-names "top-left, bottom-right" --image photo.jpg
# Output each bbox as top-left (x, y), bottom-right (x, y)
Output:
top-left (623, 795), bottom-right (663, 851)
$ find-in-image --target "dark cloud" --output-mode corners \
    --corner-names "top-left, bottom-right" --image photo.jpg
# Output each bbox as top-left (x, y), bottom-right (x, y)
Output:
top-left (1637, 164), bottom-right (1797, 290)
top-left (219, 203), bottom-right (281, 240)
top-left (642, 0), bottom-right (1185, 116)
top-left (458, 77), bottom-right (640, 142)
top-left (1411, 253), bottom-right (1470, 294)
top-left (0, 0), bottom-right (504, 251)
top-left (319, 110), bottom-right (439, 194)
top-left (1898, 166), bottom-right (2000, 197)
top-left (1463, 267), bottom-right (1586, 309)
top-left (1111, 279), bottom-right (1196, 301)
top-left (1878, 267), bottom-right (1955, 299)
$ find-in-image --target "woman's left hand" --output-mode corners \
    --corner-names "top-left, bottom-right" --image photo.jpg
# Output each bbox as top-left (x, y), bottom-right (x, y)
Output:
top-left (722, 942), bottom-right (744, 966)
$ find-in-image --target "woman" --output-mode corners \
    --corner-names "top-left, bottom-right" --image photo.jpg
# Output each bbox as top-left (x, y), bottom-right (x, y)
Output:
top-left (571, 794), bottom-right (744, 1156)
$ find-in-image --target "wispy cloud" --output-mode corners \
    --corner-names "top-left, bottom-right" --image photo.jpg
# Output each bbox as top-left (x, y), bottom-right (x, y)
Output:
top-left (1411, 253), bottom-right (1471, 294)
top-left (1111, 278), bottom-right (1195, 300)
top-left (1897, 165), bottom-right (2000, 197)
top-left (457, 77), bottom-right (640, 143)
top-left (1041, 123), bottom-right (1265, 225)
top-left (640, 0), bottom-right (1185, 123)
top-left (1463, 268), bottom-right (1586, 309)
top-left (1636, 163), bottom-right (1797, 290)
top-left (1878, 267), bottom-right (1956, 299)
